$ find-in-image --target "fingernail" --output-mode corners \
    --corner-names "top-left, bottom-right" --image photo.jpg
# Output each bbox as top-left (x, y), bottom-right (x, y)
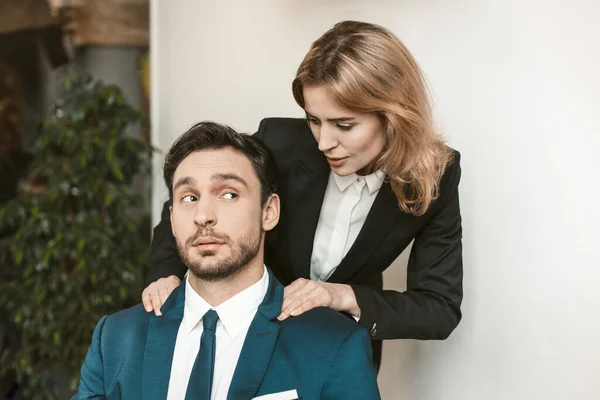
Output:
top-left (290, 309), bottom-right (298, 316)
top-left (145, 306), bottom-right (152, 312)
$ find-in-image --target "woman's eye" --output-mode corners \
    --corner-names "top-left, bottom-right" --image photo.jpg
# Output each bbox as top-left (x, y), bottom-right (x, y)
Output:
top-left (222, 192), bottom-right (238, 200)
top-left (308, 118), bottom-right (321, 126)
top-left (182, 195), bottom-right (198, 202)
top-left (337, 124), bottom-right (353, 131)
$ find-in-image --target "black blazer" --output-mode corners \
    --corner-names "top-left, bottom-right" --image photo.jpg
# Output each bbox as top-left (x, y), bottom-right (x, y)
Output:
top-left (149, 117), bottom-right (463, 342)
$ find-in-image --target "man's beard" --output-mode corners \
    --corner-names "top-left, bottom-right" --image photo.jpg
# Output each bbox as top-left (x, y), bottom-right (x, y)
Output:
top-left (176, 225), bottom-right (261, 282)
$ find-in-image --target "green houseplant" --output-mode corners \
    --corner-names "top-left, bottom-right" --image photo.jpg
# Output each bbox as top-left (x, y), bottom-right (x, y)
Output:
top-left (0, 72), bottom-right (153, 399)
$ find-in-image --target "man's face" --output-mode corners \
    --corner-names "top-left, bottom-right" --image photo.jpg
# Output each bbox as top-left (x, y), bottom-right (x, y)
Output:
top-left (170, 147), bottom-right (274, 281)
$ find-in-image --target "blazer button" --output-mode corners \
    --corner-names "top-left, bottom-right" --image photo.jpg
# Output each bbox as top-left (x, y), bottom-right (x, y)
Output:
top-left (370, 323), bottom-right (377, 337)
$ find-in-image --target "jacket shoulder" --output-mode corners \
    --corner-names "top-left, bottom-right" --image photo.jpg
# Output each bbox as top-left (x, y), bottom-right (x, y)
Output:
top-left (100, 303), bottom-right (151, 341)
top-left (256, 117), bottom-right (314, 149)
top-left (258, 117), bottom-right (309, 133)
top-left (436, 147), bottom-right (462, 202)
top-left (280, 307), bottom-right (365, 345)
top-left (255, 117), bottom-right (315, 171)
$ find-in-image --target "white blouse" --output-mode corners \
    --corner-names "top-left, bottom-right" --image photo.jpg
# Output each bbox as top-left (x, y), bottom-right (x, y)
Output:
top-left (310, 170), bottom-right (385, 282)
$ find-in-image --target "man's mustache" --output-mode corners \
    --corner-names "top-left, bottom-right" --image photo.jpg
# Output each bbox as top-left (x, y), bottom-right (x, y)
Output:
top-left (185, 229), bottom-right (230, 246)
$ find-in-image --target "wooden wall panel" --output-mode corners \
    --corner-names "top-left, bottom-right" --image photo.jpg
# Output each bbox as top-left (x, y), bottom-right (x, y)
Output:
top-left (70, 0), bottom-right (149, 47)
top-left (0, 0), bottom-right (57, 35)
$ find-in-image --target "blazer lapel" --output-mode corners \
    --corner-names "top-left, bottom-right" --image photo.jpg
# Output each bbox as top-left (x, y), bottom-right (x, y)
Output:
top-left (328, 181), bottom-right (406, 283)
top-left (286, 145), bottom-right (330, 279)
top-left (227, 269), bottom-right (283, 400)
top-left (142, 284), bottom-right (185, 400)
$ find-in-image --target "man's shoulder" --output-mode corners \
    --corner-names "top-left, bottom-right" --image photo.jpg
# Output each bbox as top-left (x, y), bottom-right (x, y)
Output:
top-left (100, 303), bottom-right (152, 339)
top-left (277, 309), bottom-right (379, 398)
top-left (280, 307), bottom-right (366, 345)
top-left (106, 303), bottom-right (149, 322)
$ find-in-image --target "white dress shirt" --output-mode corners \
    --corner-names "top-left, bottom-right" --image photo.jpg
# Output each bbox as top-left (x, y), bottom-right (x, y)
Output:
top-left (310, 170), bottom-right (385, 282)
top-left (166, 266), bottom-right (269, 400)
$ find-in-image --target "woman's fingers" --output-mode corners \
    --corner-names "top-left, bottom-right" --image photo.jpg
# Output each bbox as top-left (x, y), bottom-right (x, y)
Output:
top-left (281, 278), bottom-right (310, 311)
top-left (141, 275), bottom-right (182, 316)
top-left (282, 277), bottom-right (308, 298)
top-left (151, 291), bottom-right (164, 316)
top-left (142, 286), bottom-right (153, 312)
top-left (278, 279), bottom-right (331, 320)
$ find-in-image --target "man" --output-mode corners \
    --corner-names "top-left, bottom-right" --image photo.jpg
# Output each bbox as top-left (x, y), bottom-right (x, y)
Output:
top-left (74, 122), bottom-right (380, 400)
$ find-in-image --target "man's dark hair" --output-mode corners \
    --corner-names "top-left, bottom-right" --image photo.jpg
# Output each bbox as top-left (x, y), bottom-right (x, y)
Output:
top-left (164, 121), bottom-right (278, 205)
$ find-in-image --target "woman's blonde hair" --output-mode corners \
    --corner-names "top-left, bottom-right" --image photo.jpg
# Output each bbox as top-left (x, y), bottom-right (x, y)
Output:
top-left (293, 21), bottom-right (452, 216)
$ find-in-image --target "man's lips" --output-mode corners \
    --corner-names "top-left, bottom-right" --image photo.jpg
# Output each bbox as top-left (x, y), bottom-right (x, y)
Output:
top-left (192, 237), bottom-right (225, 246)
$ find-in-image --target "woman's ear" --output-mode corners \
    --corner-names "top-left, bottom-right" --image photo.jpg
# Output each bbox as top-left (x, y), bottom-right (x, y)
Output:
top-left (262, 193), bottom-right (280, 231)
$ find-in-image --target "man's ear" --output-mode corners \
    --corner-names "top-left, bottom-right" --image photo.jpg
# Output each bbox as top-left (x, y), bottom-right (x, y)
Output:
top-left (169, 204), bottom-right (176, 238)
top-left (262, 193), bottom-right (280, 232)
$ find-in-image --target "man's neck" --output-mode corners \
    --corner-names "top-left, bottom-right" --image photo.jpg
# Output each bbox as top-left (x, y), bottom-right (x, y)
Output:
top-left (187, 260), bottom-right (265, 307)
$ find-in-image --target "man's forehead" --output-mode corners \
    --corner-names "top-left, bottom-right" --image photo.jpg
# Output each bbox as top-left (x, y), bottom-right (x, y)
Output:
top-left (174, 148), bottom-right (255, 182)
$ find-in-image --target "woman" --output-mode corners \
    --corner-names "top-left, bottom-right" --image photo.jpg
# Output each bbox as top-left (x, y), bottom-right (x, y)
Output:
top-left (143, 20), bottom-right (463, 370)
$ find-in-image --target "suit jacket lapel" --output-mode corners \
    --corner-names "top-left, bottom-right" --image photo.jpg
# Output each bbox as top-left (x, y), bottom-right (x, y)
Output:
top-left (227, 269), bottom-right (283, 400)
top-left (142, 284), bottom-right (185, 400)
top-left (286, 145), bottom-right (330, 279)
top-left (329, 181), bottom-right (404, 283)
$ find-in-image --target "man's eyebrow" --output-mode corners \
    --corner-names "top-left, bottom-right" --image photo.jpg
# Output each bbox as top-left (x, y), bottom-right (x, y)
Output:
top-left (173, 176), bottom-right (196, 191)
top-left (211, 173), bottom-right (248, 188)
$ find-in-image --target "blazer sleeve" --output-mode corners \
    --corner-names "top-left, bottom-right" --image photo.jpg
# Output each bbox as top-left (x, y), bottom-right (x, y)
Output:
top-left (72, 316), bottom-right (108, 399)
top-left (321, 325), bottom-right (381, 399)
top-left (351, 152), bottom-right (463, 340)
top-left (146, 121), bottom-right (270, 285)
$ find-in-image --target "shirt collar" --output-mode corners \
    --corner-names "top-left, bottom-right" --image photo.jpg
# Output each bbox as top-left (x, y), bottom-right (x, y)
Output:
top-left (331, 170), bottom-right (385, 196)
top-left (182, 266), bottom-right (269, 338)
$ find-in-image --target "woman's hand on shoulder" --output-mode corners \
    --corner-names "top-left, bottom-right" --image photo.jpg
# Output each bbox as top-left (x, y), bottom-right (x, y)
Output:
top-left (142, 275), bottom-right (182, 316)
top-left (277, 278), bottom-right (361, 321)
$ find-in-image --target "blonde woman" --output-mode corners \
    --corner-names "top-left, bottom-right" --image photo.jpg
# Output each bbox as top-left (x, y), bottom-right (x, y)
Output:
top-left (144, 20), bottom-right (463, 370)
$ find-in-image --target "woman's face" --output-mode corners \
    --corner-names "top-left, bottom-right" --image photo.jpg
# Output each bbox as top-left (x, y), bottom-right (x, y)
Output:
top-left (302, 85), bottom-right (386, 176)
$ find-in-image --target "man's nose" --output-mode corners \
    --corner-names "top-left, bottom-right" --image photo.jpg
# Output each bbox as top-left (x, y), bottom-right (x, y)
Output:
top-left (193, 197), bottom-right (217, 227)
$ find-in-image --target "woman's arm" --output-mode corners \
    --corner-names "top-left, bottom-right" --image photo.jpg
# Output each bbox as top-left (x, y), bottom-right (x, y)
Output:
top-left (142, 201), bottom-right (186, 314)
top-left (351, 152), bottom-right (463, 340)
top-left (279, 152), bottom-right (463, 340)
top-left (146, 200), bottom-right (187, 285)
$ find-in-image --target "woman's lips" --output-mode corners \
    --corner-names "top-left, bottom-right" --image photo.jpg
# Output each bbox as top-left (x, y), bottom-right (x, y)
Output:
top-left (326, 156), bottom-right (348, 167)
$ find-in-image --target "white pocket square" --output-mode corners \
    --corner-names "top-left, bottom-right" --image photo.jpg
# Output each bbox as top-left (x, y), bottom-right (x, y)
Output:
top-left (252, 389), bottom-right (299, 400)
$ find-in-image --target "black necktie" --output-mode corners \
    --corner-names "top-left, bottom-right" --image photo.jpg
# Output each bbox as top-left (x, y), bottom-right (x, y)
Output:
top-left (185, 310), bottom-right (219, 400)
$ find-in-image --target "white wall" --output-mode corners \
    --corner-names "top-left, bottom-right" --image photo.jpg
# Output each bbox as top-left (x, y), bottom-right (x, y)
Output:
top-left (151, 1), bottom-right (600, 398)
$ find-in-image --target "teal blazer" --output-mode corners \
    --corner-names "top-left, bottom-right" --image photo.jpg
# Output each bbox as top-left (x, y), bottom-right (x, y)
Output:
top-left (73, 269), bottom-right (380, 399)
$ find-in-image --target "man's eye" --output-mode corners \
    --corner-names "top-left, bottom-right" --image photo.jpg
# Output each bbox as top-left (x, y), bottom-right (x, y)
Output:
top-left (308, 118), bottom-right (321, 126)
top-left (182, 195), bottom-right (197, 202)
top-left (337, 124), bottom-right (353, 131)
top-left (221, 192), bottom-right (238, 200)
